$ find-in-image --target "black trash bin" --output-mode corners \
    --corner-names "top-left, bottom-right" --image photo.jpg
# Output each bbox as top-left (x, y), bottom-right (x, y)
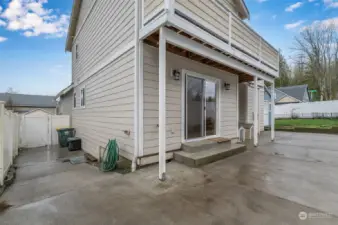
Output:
top-left (68, 137), bottom-right (82, 151)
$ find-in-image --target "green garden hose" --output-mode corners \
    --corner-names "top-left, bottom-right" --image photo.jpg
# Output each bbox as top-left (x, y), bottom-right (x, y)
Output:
top-left (100, 139), bottom-right (119, 172)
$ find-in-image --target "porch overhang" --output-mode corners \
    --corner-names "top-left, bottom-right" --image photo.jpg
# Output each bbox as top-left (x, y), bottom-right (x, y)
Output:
top-left (144, 27), bottom-right (274, 83)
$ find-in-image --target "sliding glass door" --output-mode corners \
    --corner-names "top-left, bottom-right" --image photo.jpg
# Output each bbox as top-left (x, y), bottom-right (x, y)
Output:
top-left (185, 75), bottom-right (217, 140)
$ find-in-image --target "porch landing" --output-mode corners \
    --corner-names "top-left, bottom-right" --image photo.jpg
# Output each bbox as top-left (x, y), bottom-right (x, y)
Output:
top-left (174, 138), bottom-right (246, 167)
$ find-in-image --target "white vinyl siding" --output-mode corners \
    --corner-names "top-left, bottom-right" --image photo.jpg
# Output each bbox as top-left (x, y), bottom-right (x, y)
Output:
top-left (144, 0), bottom-right (165, 23)
top-left (73, 0), bottom-right (135, 85)
top-left (142, 44), bottom-right (238, 156)
top-left (71, 0), bottom-right (136, 159)
top-left (246, 84), bottom-right (265, 131)
top-left (175, 0), bottom-right (230, 40)
top-left (76, 0), bottom-right (93, 32)
top-left (73, 49), bottom-right (135, 159)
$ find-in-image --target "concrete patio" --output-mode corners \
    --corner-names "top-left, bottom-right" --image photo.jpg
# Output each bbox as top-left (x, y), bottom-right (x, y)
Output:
top-left (1, 132), bottom-right (338, 225)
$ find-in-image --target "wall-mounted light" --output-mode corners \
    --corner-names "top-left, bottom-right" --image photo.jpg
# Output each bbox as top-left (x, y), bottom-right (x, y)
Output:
top-left (224, 82), bottom-right (231, 90)
top-left (172, 69), bottom-right (181, 80)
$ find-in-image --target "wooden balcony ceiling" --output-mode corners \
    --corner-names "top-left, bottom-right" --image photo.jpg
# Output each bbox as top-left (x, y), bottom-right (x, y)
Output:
top-left (144, 27), bottom-right (257, 83)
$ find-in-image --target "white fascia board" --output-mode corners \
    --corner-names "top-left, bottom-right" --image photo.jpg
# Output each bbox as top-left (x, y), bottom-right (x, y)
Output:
top-left (140, 12), bottom-right (168, 40)
top-left (164, 28), bottom-right (274, 83)
top-left (167, 15), bottom-right (278, 78)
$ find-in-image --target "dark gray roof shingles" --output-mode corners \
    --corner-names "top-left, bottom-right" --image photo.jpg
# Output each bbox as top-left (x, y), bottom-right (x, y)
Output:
top-left (277, 84), bottom-right (308, 102)
top-left (0, 93), bottom-right (56, 108)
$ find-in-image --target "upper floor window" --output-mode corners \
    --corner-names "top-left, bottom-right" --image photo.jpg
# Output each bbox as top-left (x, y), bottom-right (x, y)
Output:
top-left (73, 92), bottom-right (76, 108)
top-left (75, 44), bottom-right (79, 60)
top-left (80, 88), bottom-right (85, 107)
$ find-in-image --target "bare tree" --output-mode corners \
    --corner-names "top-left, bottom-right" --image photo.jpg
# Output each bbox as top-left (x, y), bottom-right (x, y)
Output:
top-left (293, 23), bottom-right (338, 101)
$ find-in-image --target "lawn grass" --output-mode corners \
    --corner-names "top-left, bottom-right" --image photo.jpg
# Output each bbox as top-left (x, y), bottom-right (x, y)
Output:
top-left (275, 119), bottom-right (338, 129)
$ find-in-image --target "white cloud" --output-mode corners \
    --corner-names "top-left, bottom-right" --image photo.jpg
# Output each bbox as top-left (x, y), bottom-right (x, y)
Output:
top-left (1, 0), bottom-right (69, 38)
top-left (0, 36), bottom-right (8, 42)
top-left (285, 2), bottom-right (303, 12)
top-left (324, 0), bottom-right (338, 8)
top-left (285, 20), bottom-right (306, 29)
top-left (308, 0), bottom-right (316, 2)
top-left (305, 17), bottom-right (338, 29)
top-left (0, 19), bottom-right (6, 26)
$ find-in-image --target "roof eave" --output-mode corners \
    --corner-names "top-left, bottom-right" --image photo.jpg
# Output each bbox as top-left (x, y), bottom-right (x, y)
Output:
top-left (65, 0), bottom-right (82, 52)
top-left (236, 0), bottom-right (250, 20)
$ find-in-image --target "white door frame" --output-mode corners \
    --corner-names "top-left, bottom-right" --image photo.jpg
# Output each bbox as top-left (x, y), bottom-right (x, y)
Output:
top-left (181, 69), bottom-right (221, 143)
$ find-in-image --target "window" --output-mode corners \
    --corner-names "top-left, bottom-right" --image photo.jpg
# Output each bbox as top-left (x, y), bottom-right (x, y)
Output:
top-left (75, 44), bottom-right (79, 60)
top-left (80, 88), bottom-right (85, 107)
top-left (73, 92), bottom-right (76, 108)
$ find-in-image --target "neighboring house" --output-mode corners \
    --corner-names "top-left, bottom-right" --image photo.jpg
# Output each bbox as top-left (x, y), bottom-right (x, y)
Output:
top-left (0, 93), bottom-right (56, 114)
top-left (65, 0), bottom-right (278, 177)
top-left (265, 84), bottom-right (311, 105)
top-left (264, 84), bottom-right (311, 126)
top-left (56, 84), bottom-right (74, 116)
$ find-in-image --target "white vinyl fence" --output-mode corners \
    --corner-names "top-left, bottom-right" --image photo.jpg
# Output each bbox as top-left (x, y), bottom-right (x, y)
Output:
top-left (275, 100), bottom-right (338, 119)
top-left (0, 102), bottom-right (20, 186)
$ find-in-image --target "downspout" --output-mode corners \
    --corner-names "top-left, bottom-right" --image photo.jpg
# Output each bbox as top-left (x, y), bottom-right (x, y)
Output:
top-left (132, 0), bottom-right (140, 172)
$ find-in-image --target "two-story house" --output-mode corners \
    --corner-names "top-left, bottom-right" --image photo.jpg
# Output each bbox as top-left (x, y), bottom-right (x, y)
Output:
top-left (66, 0), bottom-right (278, 180)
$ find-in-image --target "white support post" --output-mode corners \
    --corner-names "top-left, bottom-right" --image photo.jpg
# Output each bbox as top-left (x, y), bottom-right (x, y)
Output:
top-left (159, 27), bottom-right (167, 181)
top-left (259, 38), bottom-right (262, 63)
top-left (236, 76), bottom-right (239, 138)
top-left (228, 13), bottom-right (232, 46)
top-left (8, 112), bottom-right (13, 165)
top-left (271, 81), bottom-right (275, 141)
top-left (0, 101), bottom-right (4, 186)
top-left (253, 76), bottom-right (258, 147)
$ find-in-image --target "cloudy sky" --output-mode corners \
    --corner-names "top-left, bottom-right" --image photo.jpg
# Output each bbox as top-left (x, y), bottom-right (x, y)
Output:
top-left (0, 0), bottom-right (337, 95)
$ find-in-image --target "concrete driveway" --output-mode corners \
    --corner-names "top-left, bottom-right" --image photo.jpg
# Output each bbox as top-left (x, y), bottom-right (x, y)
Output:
top-left (1, 132), bottom-right (338, 225)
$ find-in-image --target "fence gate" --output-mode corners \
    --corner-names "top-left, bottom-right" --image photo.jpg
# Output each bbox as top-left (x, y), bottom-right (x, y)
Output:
top-left (20, 111), bottom-right (70, 148)
top-left (20, 114), bottom-right (49, 148)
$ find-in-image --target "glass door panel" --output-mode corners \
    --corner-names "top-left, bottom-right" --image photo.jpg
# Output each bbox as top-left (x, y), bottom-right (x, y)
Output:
top-left (186, 76), bottom-right (204, 139)
top-left (205, 81), bottom-right (217, 136)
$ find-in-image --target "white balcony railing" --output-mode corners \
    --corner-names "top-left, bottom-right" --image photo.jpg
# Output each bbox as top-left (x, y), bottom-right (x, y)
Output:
top-left (142, 0), bottom-right (279, 72)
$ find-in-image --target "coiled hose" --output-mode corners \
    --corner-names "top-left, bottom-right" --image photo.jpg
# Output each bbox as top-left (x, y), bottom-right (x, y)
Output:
top-left (100, 139), bottom-right (119, 172)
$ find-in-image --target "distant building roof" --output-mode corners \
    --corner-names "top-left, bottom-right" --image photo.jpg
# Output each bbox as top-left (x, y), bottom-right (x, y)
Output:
top-left (277, 84), bottom-right (309, 102)
top-left (265, 84), bottom-right (310, 103)
top-left (56, 84), bottom-right (73, 99)
top-left (0, 93), bottom-right (57, 108)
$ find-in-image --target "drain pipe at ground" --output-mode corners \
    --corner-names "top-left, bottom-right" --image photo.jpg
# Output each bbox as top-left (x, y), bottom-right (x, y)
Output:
top-left (131, 0), bottom-right (140, 172)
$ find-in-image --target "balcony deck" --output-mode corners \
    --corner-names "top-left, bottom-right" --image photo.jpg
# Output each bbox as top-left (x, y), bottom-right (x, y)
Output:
top-left (142, 0), bottom-right (279, 78)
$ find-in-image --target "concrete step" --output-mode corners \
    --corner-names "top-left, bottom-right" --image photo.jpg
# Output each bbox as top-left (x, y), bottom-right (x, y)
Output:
top-left (182, 138), bottom-right (231, 153)
top-left (174, 144), bottom-right (246, 167)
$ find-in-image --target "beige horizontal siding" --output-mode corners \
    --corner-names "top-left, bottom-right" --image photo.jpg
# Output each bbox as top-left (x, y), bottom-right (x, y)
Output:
top-left (231, 16), bottom-right (260, 59)
top-left (73, 49), bottom-right (135, 159)
top-left (261, 41), bottom-right (279, 68)
top-left (142, 44), bottom-right (238, 156)
top-left (246, 83), bottom-right (264, 131)
top-left (175, 0), bottom-right (229, 39)
top-left (76, 0), bottom-right (93, 33)
top-left (219, 0), bottom-right (237, 14)
top-left (73, 0), bottom-right (135, 84)
top-left (144, 0), bottom-right (164, 22)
